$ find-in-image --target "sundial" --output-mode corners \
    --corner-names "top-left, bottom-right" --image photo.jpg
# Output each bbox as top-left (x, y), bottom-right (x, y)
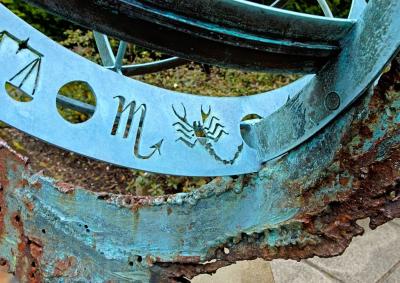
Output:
top-left (1, 0), bottom-right (398, 177)
top-left (0, 0), bottom-right (399, 281)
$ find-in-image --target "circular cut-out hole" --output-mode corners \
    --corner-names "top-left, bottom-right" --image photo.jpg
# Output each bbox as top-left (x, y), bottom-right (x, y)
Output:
top-left (137, 255), bottom-right (143, 263)
top-left (5, 82), bottom-right (33, 102)
top-left (240, 113), bottom-right (262, 148)
top-left (56, 81), bottom-right (97, 124)
top-left (241, 114), bottom-right (262, 122)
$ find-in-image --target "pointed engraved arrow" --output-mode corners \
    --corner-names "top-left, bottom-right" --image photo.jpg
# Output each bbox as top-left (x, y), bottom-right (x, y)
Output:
top-left (111, 96), bottom-right (163, 160)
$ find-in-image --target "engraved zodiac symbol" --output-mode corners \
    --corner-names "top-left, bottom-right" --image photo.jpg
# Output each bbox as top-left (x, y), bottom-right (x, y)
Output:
top-left (1, 31), bottom-right (43, 99)
top-left (172, 104), bottom-right (243, 165)
top-left (111, 96), bottom-right (163, 159)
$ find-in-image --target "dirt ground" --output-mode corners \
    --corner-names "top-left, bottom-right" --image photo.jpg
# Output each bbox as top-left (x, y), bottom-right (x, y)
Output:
top-left (0, 127), bottom-right (192, 196)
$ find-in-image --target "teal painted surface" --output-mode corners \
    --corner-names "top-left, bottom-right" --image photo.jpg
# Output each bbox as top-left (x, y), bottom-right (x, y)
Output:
top-left (0, 0), bottom-right (398, 281)
top-left (0, 79), bottom-right (398, 281)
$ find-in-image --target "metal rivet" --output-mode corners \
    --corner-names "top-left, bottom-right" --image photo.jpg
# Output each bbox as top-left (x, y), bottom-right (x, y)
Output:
top-left (325, 92), bottom-right (341, 111)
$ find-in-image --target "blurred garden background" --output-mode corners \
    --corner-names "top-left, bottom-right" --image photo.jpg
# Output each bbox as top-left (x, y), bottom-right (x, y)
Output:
top-left (0, 0), bottom-right (350, 196)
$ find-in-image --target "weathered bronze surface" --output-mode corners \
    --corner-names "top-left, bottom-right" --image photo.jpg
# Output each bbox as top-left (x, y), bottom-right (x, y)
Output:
top-left (0, 55), bottom-right (398, 282)
top-left (0, 0), bottom-right (398, 281)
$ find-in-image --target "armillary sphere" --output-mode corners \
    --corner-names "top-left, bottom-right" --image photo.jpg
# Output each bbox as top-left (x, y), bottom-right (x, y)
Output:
top-left (0, 0), bottom-right (397, 176)
top-left (0, 0), bottom-right (399, 282)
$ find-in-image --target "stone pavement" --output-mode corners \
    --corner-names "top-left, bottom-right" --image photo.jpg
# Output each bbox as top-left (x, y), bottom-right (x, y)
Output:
top-left (193, 218), bottom-right (400, 283)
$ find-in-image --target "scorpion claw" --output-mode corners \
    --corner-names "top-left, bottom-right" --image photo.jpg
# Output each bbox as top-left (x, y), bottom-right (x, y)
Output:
top-left (172, 103), bottom-right (188, 122)
top-left (201, 105), bottom-right (211, 122)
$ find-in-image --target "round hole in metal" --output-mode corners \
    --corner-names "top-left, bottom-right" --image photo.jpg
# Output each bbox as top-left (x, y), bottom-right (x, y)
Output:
top-left (56, 81), bottom-right (97, 124)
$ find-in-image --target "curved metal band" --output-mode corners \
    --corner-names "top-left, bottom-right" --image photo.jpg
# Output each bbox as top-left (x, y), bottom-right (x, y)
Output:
top-left (0, 3), bottom-right (312, 176)
top-left (120, 57), bottom-right (187, 76)
top-left (23, 0), bottom-right (355, 73)
top-left (246, 0), bottom-right (400, 162)
top-left (92, 31), bottom-right (188, 76)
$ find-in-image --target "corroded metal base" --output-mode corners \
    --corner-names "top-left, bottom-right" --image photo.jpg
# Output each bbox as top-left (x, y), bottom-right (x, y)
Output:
top-left (0, 56), bottom-right (398, 282)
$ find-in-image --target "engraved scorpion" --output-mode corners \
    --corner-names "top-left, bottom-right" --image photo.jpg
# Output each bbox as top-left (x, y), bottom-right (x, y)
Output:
top-left (172, 104), bottom-right (243, 165)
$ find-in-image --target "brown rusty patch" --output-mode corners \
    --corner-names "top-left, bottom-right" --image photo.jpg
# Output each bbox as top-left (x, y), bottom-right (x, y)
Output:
top-left (339, 177), bottom-right (349, 186)
top-left (359, 125), bottom-right (373, 139)
top-left (167, 207), bottom-right (173, 215)
top-left (17, 179), bottom-right (29, 189)
top-left (31, 182), bottom-right (42, 190)
top-left (53, 256), bottom-right (77, 277)
top-left (0, 257), bottom-right (10, 273)
top-left (148, 55), bottom-right (400, 282)
top-left (22, 198), bottom-right (35, 212)
top-left (0, 56), bottom-right (397, 282)
top-left (0, 185), bottom-right (6, 240)
top-left (174, 256), bottom-right (201, 264)
top-left (8, 208), bottom-right (43, 283)
top-left (0, 151), bottom-right (10, 240)
top-left (28, 238), bottom-right (43, 260)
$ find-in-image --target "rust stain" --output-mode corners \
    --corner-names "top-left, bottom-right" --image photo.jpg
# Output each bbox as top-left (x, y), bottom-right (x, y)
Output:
top-left (9, 209), bottom-right (43, 283)
top-left (339, 177), bottom-right (349, 186)
top-left (0, 55), bottom-right (396, 283)
top-left (149, 55), bottom-right (400, 282)
top-left (53, 256), bottom-right (77, 277)
top-left (17, 179), bottom-right (29, 189)
top-left (31, 182), bottom-right (42, 190)
top-left (0, 149), bottom-right (10, 240)
top-left (359, 125), bottom-right (373, 139)
top-left (167, 207), bottom-right (173, 215)
top-left (0, 185), bottom-right (6, 240)
top-left (0, 257), bottom-right (10, 273)
top-left (22, 198), bottom-right (35, 212)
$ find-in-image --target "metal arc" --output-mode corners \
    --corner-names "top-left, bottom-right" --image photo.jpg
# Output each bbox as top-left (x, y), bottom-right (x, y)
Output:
top-left (246, 0), bottom-right (400, 162)
top-left (23, 0), bottom-right (355, 73)
top-left (0, 4), bottom-right (312, 176)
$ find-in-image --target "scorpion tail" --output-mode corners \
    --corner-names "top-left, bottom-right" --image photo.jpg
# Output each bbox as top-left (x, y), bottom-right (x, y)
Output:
top-left (204, 142), bottom-right (244, 165)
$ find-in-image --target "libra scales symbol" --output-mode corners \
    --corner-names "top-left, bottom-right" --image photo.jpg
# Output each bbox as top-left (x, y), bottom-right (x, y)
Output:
top-left (1, 31), bottom-right (43, 101)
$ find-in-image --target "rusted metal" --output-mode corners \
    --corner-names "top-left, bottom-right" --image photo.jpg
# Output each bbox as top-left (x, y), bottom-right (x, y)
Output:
top-left (0, 55), bottom-right (400, 282)
top-left (152, 56), bottom-right (400, 281)
top-left (0, 55), bottom-right (398, 282)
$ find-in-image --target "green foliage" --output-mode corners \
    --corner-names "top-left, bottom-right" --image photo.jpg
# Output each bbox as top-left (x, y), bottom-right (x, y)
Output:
top-left (57, 81), bottom-right (97, 124)
top-left (286, 0), bottom-right (351, 18)
top-left (60, 30), bottom-right (101, 63)
top-left (5, 82), bottom-right (33, 102)
top-left (0, 0), bottom-right (75, 41)
top-left (125, 171), bottom-right (210, 196)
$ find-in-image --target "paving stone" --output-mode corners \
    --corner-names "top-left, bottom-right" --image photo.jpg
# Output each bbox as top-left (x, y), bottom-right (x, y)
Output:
top-left (192, 259), bottom-right (274, 283)
top-left (379, 262), bottom-right (400, 283)
top-left (390, 218), bottom-right (400, 227)
top-left (270, 259), bottom-right (338, 283)
top-left (194, 218), bottom-right (400, 283)
top-left (305, 220), bottom-right (400, 283)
